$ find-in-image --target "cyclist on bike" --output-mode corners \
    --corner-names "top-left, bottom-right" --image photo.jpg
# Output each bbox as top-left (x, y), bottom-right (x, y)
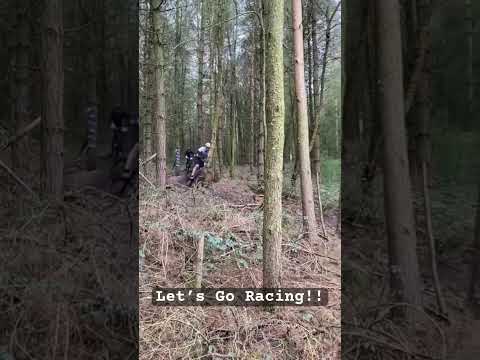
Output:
top-left (189, 142), bottom-right (211, 181)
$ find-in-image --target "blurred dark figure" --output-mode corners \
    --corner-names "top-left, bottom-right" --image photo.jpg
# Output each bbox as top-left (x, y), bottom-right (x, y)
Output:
top-left (109, 109), bottom-right (139, 194)
top-left (173, 148), bottom-right (181, 175)
top-left (185, 149), bottom-right (194, 174)
top-left (111, 107), bottom-right (129, 163)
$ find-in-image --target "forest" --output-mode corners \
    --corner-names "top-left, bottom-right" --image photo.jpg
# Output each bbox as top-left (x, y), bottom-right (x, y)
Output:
top-left (139, 0), bottom-right (341, 358)
top-left (0, 0), bottom-right (479, 359)
top-left (342, 0), bottom-right (480, 359)
top-left (0, 1), bottom-right (139, 359)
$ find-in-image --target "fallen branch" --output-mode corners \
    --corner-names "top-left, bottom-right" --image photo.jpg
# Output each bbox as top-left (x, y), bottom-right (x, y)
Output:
top-left (283, 243), bottom-right (338, 263)
top-left (228, 203), bottom-right (262, 209)
top-left (0, 158), bottom-right (37, 198)
top-left (0, 117), bottom-right (41, 152)
top-left (139, 171), bottom-right (155, 188)
top-left (140, 153), bottom-right (157, 166)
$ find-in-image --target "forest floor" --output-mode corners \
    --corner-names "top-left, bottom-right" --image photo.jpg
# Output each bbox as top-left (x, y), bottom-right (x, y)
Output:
top-left (139, 166), bottom-right (341, 359)
top-left (341, 173), bottom-right (480, 359)
top-left (0, 140), bottom-right (139, 359)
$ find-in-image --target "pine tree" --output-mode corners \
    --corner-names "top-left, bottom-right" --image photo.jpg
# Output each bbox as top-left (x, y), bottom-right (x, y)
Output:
top-left (263, 0), bottom-right (285, 288)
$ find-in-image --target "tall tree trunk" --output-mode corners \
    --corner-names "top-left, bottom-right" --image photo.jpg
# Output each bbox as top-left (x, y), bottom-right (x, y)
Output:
top-left (41, 0), bottom-right (64, 201)
top-left (208, 0), bottom-right (226, 181)
top-left (309, 2), bottom-right (337, 152)
top-left (173, 0), bottom-right (184, 149)
top-left (256, 0), bottom-right (265, 184)
top-left (197, 0), bottom-right (206, 144)
top-left (467, 0), bottom-right (480, 306)
top-left (376, 0), bottom-right (422, 310)
top-left (13, 0), bottom-right (31, 178)
top-left (207, 0), bottom-right (215, 143)
top-left (416, 0), bottom-right (446, 316)
top-left (230, 106), bottom-right (236, 177)
top-left (152, 0), bottom-right (166, 189)
top-left (335, 98), bottom-right (340, 156)
top-left (85, 3), bottom-right (98, 171)
top-left (466, 0), bottom-right (473, 119)
top-left (128, 0), bottom-right (139, 116)
top-left (310, 4), bottom-right (321, 183)
top-left (262, 0), bottom-right (285, 289)
top-left (143, 10), bottom-right (154, 175)
top-left (306, 8), bottom-right (314, 134)
top-left (229, 10), bottom-right (238, 178)
top-left (290, 72), bottom-right (299, 188)
top-left (292, 0), bottom-right (318, 242)
top-left (342, 0), bottom-right (366, 215)
top-left (469, 181), bottom-right (480, 302)
top-left (249, 41), bottom-right (255, 173)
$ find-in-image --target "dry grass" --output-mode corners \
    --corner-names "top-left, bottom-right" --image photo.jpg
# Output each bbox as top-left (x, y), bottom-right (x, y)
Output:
top-left (139, 174), bottom-right (341, 360)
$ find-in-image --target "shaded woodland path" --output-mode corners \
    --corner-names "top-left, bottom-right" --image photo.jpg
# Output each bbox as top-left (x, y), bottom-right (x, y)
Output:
top-left (0, 139), bottom-right (139, 359)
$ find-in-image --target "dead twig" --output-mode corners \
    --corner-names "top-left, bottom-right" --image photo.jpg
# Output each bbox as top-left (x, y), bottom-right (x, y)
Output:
top-left (283, 243), bottom-right (338, 263)
top-left (0, 158), bottom-right (37, 199)
top-left (140, 153), bottom-right (157, 166)
top-left (228, 203), bottom-right (262, 209)
top-left (0, 117), bottom-right (41, 153)
top-left (140, 171), bottom-right (155, 188)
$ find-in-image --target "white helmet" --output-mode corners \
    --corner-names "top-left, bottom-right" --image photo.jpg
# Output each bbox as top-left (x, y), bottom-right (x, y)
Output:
top-left (205, 142), bottom-right (211, 148)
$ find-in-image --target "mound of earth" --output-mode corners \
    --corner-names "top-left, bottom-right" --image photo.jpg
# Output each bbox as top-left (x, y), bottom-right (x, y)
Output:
top-left (210, 179), bottom-right (259, 204)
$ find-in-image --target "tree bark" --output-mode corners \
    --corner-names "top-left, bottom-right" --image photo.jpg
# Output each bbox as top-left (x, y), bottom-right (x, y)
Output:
top-left (309, 2), bottom-right (337, 153)
top-left (310, 4), bottom-right (321, 183)
top-left (466, 0), bottom-right (473, 118)
top-left (292, 0), bottom-right (318, 242)
top-left (229, 9), bottom-right (238, 178)
top-left (86, 3), bottom-right (98, 171)
top-left (173, 0), bottom-right (185, 150)
top-left (256, 0), bottom-right (265, 184)
top-left (342, 0), bottom-right (366, 215)
top-left (376, 0), bottom-right (422, 309)
top-left (152, 0), bottom-right (167, 189)
top-left (249, 41), bottom-right (255, 173)
top-left (41, 0), bottom-right (64, 201)
top-left (262, 0), bottom-right (285, 289)
top-left (143, 9), bottom-right (154, 176)
top-left (469, 181), bottom-right (480, 302)
top-left (416, 0), bottom-right (446, 315)
top-left (207, 0), bottom-right (226, 181)
top-left (13, 0), bottom-right (32, 179)
top-left (197, 0), bottom-right (206, 144)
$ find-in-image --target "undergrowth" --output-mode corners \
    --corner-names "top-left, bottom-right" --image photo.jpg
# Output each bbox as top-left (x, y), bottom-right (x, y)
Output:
top-left (139, 174), bottom-right (341, 359)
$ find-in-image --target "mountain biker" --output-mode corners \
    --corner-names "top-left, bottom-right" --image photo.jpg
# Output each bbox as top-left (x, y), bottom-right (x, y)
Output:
top-left (189, 142), bottom-right (211, 181)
